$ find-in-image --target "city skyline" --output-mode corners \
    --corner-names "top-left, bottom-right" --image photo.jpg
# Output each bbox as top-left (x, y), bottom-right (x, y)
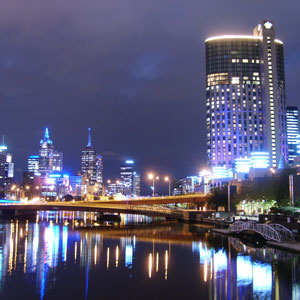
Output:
top-left (0, 1), bottom-right (299, 184)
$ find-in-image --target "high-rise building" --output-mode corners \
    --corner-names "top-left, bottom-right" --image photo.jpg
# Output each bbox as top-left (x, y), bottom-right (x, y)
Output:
top-left (286, 106), bottom-right (299, 164)
top-left (0, 143), bottom-right (14, 188)
top-left (80, 128), bottom-right (103, 194)
top-left (38, 128), bottom-right (63, 175)
top-left (120, 160), bottom-right (140, 197)
top-left (52, 151), bottom-right (63, 172)
top-left (205, 20), bottom-right (287, 170)
top-left (120, 160), bottom-right (134, 196)
top-left (39, 128), bottom-right (54, 174)
top-left (133, 172), bottom-right (141, 196)
top-left (28, 155), bottom-right (40, 173)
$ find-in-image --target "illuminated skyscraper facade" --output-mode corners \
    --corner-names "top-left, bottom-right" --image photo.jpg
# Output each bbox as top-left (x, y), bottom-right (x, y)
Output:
top-left (80, 128), bottom-right (103, 194)
top-left (286, 106), bottom-right (299, 164)
top-left (0, 143), bottom-right (14, 188)
top-left (120, 160), bottom-right (140, 197)
top-left (28, 155), bottom-right (40, 173)
top-left (205, 20), bottom-right (287, 170)
top-left (38, 128), bottom-right (63, 175)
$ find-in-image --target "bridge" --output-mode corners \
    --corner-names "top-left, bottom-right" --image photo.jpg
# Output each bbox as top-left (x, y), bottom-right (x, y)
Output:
top-left (0, 194), bottom-right (208, 219)
top-left (229, 221), bottom-right (295, 243)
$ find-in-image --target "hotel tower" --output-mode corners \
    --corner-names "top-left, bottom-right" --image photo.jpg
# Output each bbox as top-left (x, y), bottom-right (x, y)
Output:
top-left (205, 20), bottom-right (287, 171)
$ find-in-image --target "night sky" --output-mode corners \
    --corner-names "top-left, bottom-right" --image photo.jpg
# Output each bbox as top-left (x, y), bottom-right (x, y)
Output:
top-left (0, 0), bottom-right (299, 192)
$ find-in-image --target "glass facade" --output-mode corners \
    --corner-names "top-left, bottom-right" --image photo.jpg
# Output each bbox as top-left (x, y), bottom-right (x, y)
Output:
top-left (286, 106), bottom-right (299, 164)
top-left (205, 21), bottom-right (288, 169)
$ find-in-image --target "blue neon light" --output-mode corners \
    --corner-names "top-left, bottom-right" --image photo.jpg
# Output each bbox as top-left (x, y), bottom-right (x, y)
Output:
top-left (0, 199), bottom-right (21, 203)
top-left (29, 155), bottom-right (39, 159)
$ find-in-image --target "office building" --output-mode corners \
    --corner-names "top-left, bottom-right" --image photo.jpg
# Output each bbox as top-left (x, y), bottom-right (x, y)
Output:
top-left (286, 106), bottom-right (299, 164)
top-left (80, 128), bottom-right (103, 194)
top-left (0, 143), bottom-right (14, 188)
top-left (120, 160), bottom-right (140, 197)
top-left (69, 175), bottom-right (82, 197)
top-left (38, 127), bottom-right (63, 175)
top-left (120, 160), bottom-right (134, 196)
top-left (173, 176), bottom-right (200, 195)
top-left (205, 20), bottom-right (287, 170)
top-left (39, 128), bottom-right (54, 174)
top-left (133, 172), bottom-right (141, 196)
top-left (28, 155), bottom-right (40, 173)
top-left (52, 151), bottom-right (63, 172)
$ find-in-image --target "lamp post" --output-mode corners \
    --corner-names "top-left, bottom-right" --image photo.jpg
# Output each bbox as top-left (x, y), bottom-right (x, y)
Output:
top-left (148, 173), bottom-right (159, 197)
top-left (164, 177), bottom-right (171, 196)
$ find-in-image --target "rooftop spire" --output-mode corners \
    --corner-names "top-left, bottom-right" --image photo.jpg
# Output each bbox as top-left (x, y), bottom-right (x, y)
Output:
top-left (87, 128), bottom-right (92, 147)
top-left (44, 127), bottom-right (50, 140)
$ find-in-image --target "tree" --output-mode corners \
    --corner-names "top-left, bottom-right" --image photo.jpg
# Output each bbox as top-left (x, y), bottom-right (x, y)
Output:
top-left (208, 186), bottom-right (228, 210)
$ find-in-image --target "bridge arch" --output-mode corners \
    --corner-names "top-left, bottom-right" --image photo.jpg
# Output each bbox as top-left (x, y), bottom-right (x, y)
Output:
top-left (228, 221), bottom-right (295, 243)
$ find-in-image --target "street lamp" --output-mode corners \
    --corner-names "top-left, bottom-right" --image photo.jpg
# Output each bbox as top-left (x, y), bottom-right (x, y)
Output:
top-left (148, 173), bottom-right (159, 197)
top-left (164, 177), bottom-right (171, 196)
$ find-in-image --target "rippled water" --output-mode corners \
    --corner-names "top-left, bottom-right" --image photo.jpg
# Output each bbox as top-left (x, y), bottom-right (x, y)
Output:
top-left (0, 211), bottom-right (299, 300)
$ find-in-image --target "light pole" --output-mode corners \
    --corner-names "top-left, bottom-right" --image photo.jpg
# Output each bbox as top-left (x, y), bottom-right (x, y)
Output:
top-left (164, 177), bottom-right (171, 196)
top-left (148, 173), bottom-right (159, 197)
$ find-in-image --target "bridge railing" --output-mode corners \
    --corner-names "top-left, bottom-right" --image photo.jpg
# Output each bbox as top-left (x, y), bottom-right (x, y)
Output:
top-left (268, 223), bottom-right (295, 241)
top-left (229, 221), bottom-right (282, 242)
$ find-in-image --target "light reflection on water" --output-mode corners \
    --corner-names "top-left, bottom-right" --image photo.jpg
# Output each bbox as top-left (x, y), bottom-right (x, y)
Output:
top-left (0, 211), bottom-right (299, 300)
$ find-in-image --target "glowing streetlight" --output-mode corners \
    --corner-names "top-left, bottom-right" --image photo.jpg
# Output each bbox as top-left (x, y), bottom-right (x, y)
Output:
top-left (148, 173), bottom-right (159, 197)
top-left (164, 177), bottom-right (171, 196)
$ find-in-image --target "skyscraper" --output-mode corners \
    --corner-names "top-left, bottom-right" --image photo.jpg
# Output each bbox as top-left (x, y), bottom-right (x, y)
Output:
top-left (286, 106), bottom-right (299, 164)
top-left (28, 155), bottom-right (40, 173)
top-left (38, 128), bottom-right (63, 175)
top-left (205, 20), bottom-right (287, 170)
top-left (39, 128), bottom-right (54, 174)
top-left (80, 128), bottom-right (103, 194)
top-left (0, 142), bottom-right (14, 188)
top-left (120, 160), bottom-right (140, 197)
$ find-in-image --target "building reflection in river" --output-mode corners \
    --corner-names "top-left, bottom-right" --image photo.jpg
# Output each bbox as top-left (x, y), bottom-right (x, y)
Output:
top-left (0, 211), bottom-right (299, 299)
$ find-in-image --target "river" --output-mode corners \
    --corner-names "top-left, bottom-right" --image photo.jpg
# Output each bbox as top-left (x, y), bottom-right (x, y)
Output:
top-left (0, 211), bottom-right (299, 299)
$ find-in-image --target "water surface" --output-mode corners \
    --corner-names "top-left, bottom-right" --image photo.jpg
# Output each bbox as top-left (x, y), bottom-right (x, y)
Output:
top-left (0, 211), bottom-right (299, 300)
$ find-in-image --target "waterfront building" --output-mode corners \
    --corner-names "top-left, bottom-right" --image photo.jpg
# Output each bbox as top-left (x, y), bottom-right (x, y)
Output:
top-left (120, 160), bottom-right (140, 197)
top-left (80, 128), bottom-right (103, 194)
top-left (286, 106), bottom-right (299, 164)
top-left (206, 20), bottom-right (288, 170)
top-left (27, 155), bottom-right (40, 173)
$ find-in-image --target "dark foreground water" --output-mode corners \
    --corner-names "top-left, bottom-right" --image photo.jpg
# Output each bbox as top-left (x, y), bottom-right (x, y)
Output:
top-left (0, 211), bottom-right (299, 300)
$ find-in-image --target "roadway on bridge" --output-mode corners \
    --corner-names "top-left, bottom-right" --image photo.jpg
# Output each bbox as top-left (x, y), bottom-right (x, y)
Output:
top-left (0, 194), bottom-right (207, 218)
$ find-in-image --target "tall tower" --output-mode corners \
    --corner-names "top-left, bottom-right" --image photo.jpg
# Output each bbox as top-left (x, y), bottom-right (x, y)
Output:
top-left (205, 20), bottom-right (287, 170)
top-left (286, 106), bottom-right (299, 164)
top-left (81, 128), bottom-right (103, 193)
top-left (38, 128), bottom-right (63, 175)
top-left (39, 128), bottom-right (54, 174)
top-left (120, 160), bottom-right (140, 197)
top-left (0, 140), bottom-right (14, 188)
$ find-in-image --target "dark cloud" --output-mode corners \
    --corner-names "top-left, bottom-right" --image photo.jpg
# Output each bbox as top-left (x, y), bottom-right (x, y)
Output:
top-left (0, 0), bottom-right (299, 193)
